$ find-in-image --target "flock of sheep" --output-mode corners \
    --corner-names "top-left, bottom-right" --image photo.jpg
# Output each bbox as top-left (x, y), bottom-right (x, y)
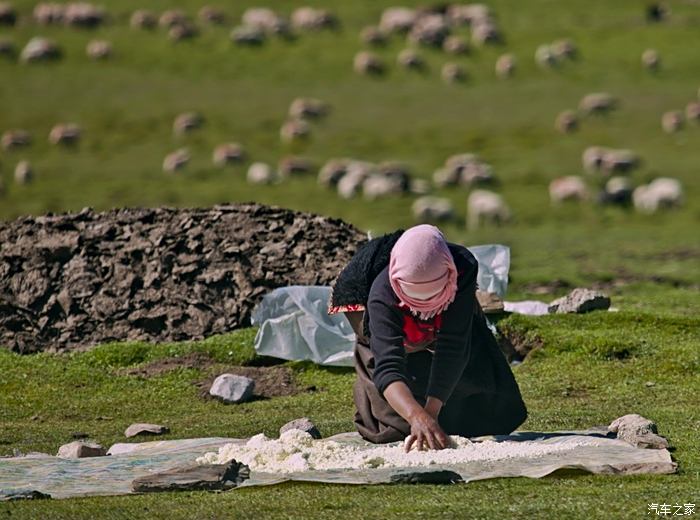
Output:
top-left (0, 2), bottom-right (689, 227)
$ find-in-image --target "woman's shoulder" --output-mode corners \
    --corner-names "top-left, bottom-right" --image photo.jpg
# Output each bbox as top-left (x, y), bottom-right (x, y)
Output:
top-left (447, 243), bottom-right (479, 278)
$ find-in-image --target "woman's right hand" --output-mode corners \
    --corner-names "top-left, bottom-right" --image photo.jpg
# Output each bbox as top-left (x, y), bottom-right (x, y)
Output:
top-left (405, 408), bottom-right (450, 452)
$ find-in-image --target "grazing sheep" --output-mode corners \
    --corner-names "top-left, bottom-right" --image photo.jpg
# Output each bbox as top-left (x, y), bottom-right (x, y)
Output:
top-left (0, 38), bottom-right (15, 58)
top-left (549, 176), bottom-right (588, 203)
top-left (14, 160), bottom-right (32, 185)
top-left (86, 40), bottom-right (112, 60)
top-left (642, 49), bottom-right (660, 71)
top-left (579, 93), bottom-right (618, 115)
top-left (212, 143), bottom-right (245, 166)
top-left (412, 196), bottom-right (454, 223)
top-left (247, 162), bottom-right (277, 184)
top-left (318, 158), bottom-right (350, 187)
top-left (551, 39), bottom-right (577, 60)
top-left (408, 14), bottom-right (449, 47)
top-left (289, 98), bottom-right (329, 120)
top-left (33, 3), bottom-right (64, 25)
top-left (162, 148), bottom-right (190, 173)
top-left (633, 178), bottom-right (683, 213)
top-left (158, 9), bottom-right (187, 29)
top-left (410, 178), bottom-right (431, 195)
top-left (535, 45), bottom-right (557, 68)
top-left (173, 112), bottom-right (203, 136)
top-left (661, 110), bottom-right (683, 133)
top-left (685, 101), bottom-right (700, 122)
top-left (441, 62), bottom-right (466, 83)
top-left (379, 7), bottom-right (417, 34)
top-left (0, 2), bottom-right (16, 25)
top-left (363, 174), bottom-right (406, 200)
top-left (280, 119), bottom-right (311, 143)
top-left (467, 190), bottom-right (510, 229)
top-left (336, 161), bottom-right (376, 199)
top-left (278, 156), bottom-right (314, 177)
top-left (64, 3), bottom-right (105, 28)
top-left (291, 7), bottom-right (337, 31)
top-left (20, 37), bottom-right (61, 63)
top-left (354, 51), bottom-right (385, 75)
top-left (433, 167), bottom-right (460, 187)
top-left (600, 176), bottom-right (633, 205)
top-left (442, 35), bottom-right (469, 54)
top-left (169, 22), bottom-right (197, 42)
top-left (435, 153), bottom-right (494, 187)
top-left (241, 7), bottom-right (289, 35)
top-left (397, 48), bottom-right (425, 69)
top-left (359, 26), bottom-right (387, 46)
top-left (555, 110), bottom-right (578, 133)
top-left (1, 129), bottom-right (31, 150)
top-left (130, 10), bottom-right (156, 29)
top-left (471, 20), bottom-right (500, 46)
top-left (48, 123), bottom-right (81, 145)
top-left (198, 6), bottom-right (226, 25)
top-left (582, 146), bottom-right (608, 173)
top-left (495, 54), bottom-right (515, 78)
top-left (231, 26), bottom-right (265, 46)
top-left (601, 149), bottom-right (640, 174)
top-left (446, 4), bottom-right (492, 26)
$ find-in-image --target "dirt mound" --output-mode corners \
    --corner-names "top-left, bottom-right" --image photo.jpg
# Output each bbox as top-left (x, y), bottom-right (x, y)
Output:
top-left (195, 365), bottom-right (311, 399)
top-left (0, 203), bottom-right (365, 353)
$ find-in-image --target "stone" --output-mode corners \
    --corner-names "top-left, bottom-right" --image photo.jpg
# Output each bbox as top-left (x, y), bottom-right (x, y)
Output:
top-left (132, 459), bottom-right (249, 493)
top-left (608, 414), bottom-right (670, 449)
top-left (209, 374), bottom-right (255, 403)
top-left (57, 441), bottom-right (107, 458)
top-left (279, 417), bottom-right (322, 439)
top-left (548, 288), bottom-right (610, 314)
top-left (0, 489), bottom-right (51, 501)
top-left (124, 423), bottom-right (169, 438)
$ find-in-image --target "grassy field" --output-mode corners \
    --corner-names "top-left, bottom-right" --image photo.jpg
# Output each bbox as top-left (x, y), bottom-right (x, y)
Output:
top-left (1, 0), bottom-right (699, 517)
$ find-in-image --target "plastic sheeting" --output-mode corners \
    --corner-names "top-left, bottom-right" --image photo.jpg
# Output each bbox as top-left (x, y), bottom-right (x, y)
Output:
top-left (251, 245), bottom-right (511, 366)
top-left (0, 429), bottom-right (676, 500)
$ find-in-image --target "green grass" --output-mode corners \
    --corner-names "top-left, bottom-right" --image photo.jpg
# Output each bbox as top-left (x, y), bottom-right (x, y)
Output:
top-left (1, 0), bottom-right (699, 517)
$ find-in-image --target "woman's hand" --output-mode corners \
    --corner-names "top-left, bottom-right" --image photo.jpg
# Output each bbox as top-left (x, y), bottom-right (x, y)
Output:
top-left (405, 408), bottom-right (450, 452)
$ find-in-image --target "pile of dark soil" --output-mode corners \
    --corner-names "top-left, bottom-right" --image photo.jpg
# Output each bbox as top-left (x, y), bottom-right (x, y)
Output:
top-left (0, 203), bottom-right (365, 353)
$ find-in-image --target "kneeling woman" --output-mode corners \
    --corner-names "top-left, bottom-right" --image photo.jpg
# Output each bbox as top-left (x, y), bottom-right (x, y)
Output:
top-left (329, 224), bottom-right (527, 451)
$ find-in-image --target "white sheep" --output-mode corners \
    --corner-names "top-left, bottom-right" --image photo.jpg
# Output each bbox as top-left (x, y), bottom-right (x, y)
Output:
top-left (397, 48), bottom-right (424, 69)
top-left (642, 49), bottom-right (660, 71)
top-left (549, 176), bottom-right (588, 203)
top-left (247, 162), bottom-right (277, 184)
top-left (555, 110), bottom-right (578, 133)
top-left (49, 123), bottom-right (81, 145)
top-left (14, 160), bottom-right (33, 185)
top-left (495, 54), bottom-right (515, 78)
top-left (289, 98), bottom-right (329, 120)
top-left (412, 196), bottom-right (454, 223)
top-left (280, 119), bottom-right (311, 143)
top-left (467, 190), bottom-right (511, 229)
top-left (130, 10), bottom-right (156, 29)
top-left (379, 7), bottom-right (417, 34)
top-left (661, 110), bottom-right (683, 133)
top-left (173, 112), bottom-right (203, 136)
top-left (1, 129), bottom-right (31, 150)
top-left (86, 40), bottom-right (112, 60)
top-left (20, 37), bottom-right (61, 63)
top-left (212, 143), bottom-right (245, 167)
top-left (354, 51), bottom-right (385, 75)
top-left (579, 93), bottom-right (617, 115)
top-left (291, 7), bottom-right (336, 31)
top-left (442, 62), bottom-right (466, 83)
top-left (633, 178), bottom-right (683, 213)
top-left (162, 148), bottom-right (190, 173)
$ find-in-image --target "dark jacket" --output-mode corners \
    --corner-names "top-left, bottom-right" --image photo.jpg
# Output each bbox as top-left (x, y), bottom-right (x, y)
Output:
top-left (365, 243), bottom-right (479, 403)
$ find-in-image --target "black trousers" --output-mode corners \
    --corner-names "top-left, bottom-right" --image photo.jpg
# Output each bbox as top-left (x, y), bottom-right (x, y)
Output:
top-left (352, 309), bottom-right (528, 443)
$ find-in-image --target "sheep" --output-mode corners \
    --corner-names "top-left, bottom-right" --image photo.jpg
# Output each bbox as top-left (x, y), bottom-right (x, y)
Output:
top-left (359, 26), bottom-right (387, 46)
top-left (583, 147), bottom-right (640, 175)
top-left (599, 176), bottom-right (633, 205)
top-left (408, 14), bottom-right (450, 47)
top-left (412, 196), bottom-right (455, 223)
top-left (86, 40), bottom-right (112, 60)
top-left (495, 54), bottom-right (515, 78)
top-left (633, 178), bottom-right (683, 213)
top-left (379, 7), bottom-right (417, 34)
top-left (162, 148), bottom-right (190, 173)
top-left (446, 4), bottom-right (492, 26)
top-left (579, 93), bottom-right (618, 115)
top-left (0, 38), bottom-right (15, 58)
top-left (158, 9), bottom-right (188, 29)
top-left (212, 143), bottom-right (246, 166)
top-left (442, 35), bottom-right (469, 55)
top-left (280, 119), bottom-right (311, 143)
top-left (535, 44), bottom-right (557, 68)
top-left (642, 49), bottom-right (660, 71)
top-left (436, 153), bottom-right (494, 186)
top-left (555, 110), bottom-right (578, 133)
top-left (582, 146), bottom-right (608, 173)
top-left (289, 98), bottom-right (329, 120)
top-left (20, 37), bottom-right (61, 63)
top-left (549, 176), bottom-right (588, 203)
top-left (247, 162), bottom-right (277, 184)
top-left (278, 156), bottom-right (314, 177)
top-left (14, 160), bottom-right (32, 185)
top-left (1, 130), bottom-right (31, 150)
top-left (198, 6), bottom-right (226, 25)
top-left (471, 20), bottom-right (500, 46)
top-left (130, 10), bottom-right (157, 29)
top-left (337, 161), bottom-right (376, 198)
top-left (397, 48), bottom-right (425, 70)
top-left (685, 101), bottom-right (700, 122)
top-left (0, 2), bottom-right (16, 25)
top-left (33, 3), bottom-right (64, 25)
top-left (169, 22), bottom-right (197, 42)
top-left (441, 62), bottom-right (466, 83)
top-left (231, 26), bottom-right (265, 46)
top-left (363, 174), bottom-right (406, 200)
top-left (291, 7), bottom-right (337, 31)
top-left (661, 110), bottom-right (683, 133)
top-left (409, 178), bottom-right (431, 195)
top-left (551, 39), bottom-right (577, 60)
top-left (241, 7), bottom-right (289, 35)
top-left (467, 190), bottom-right (510, 229)
top-left (318, 158), bottom-right (350, 187)
top-left (63, 3), bottom-right (105, 28)
top-left (173, 112), bottom-right (203, 136)
top-left (48, 123), bottom-right (81, 145)
top-left (354, 51), bottom-right (385, 75)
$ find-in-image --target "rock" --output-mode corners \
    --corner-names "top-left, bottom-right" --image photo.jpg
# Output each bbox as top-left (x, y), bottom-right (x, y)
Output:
top-left (132, 459), bottom-right (249, 493)
top-left (209, 374), bottom-right (255, 403)
top-left (57, 441), bottom-right (107, 458)
top-left (124, 423), bottom-right (169, 438)
top-left (548, 288), bottom-right (610, 314)
top-left (279, 417), bottom-right (322, 439)
top-left (0, 489), bottom-right (51, 501)
top-left (608, 414), bottom-right (670, 449)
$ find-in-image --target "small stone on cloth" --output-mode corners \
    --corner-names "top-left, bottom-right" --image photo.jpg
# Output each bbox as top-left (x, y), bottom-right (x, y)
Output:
top-left (132, 459), bottom-right (250, 493)
top-left (57, 441), bottom-right (107, 458)
top-left (209, 374), bottom-right (255, 403)
top-left (548, 288), bottom-right (611, 314)
top-left (280, 417), bottom-right (322, 439)
top-left (124, 423), bottom-right (169, 438)
top-left (608, 414), bottom-right (669, 449)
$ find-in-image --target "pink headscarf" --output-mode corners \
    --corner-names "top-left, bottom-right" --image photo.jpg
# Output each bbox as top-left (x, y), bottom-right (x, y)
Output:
top-left (388, 224), bottom-right (458, 320)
